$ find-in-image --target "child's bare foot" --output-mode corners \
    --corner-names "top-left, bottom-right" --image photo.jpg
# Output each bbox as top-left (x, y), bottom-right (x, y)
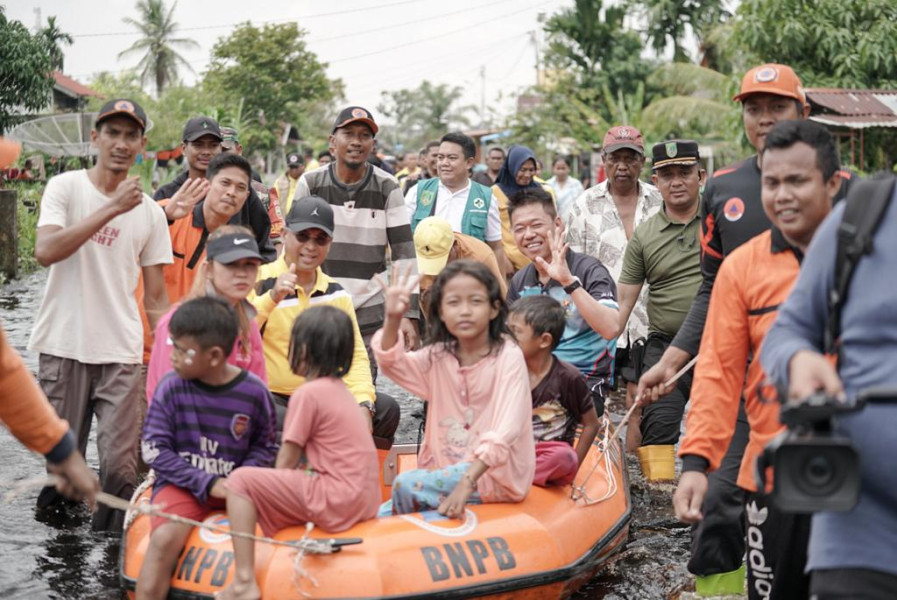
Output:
top-left (215, 579), bottom-right (261, 600)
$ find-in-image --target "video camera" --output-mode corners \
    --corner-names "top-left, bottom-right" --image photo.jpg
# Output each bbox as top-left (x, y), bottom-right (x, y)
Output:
top-left (755, 389), bottom-right (895, 513)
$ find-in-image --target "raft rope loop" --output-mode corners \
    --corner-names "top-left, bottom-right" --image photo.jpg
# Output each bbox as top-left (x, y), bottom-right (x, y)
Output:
top-left (570, 415), bottom-right (618, 505)
top-left (570, 354), bottom-right (699, 505)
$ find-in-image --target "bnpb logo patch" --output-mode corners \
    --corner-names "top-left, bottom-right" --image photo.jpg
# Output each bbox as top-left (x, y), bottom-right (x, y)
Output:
top-left (723, 197), bottom-right (745, 222)
top-left (352, 108), bottom-right (369, 119)
top-left (114, 100), bottom-right (135, 113)
top-left (754, 67), bottom-right (778, 83)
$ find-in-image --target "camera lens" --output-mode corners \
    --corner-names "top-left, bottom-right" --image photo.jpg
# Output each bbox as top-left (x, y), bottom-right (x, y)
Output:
top-left (804, 455), bottom-right (834, 488)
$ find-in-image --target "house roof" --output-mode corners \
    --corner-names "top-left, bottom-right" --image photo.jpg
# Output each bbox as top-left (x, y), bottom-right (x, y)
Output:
top-left (52, 71), bottom-right (101, 99)
top-left (806, 88), bottom-right (897, 129)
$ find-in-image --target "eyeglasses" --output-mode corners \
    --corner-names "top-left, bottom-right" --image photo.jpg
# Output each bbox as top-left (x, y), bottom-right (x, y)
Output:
top-left (170, 340), bottom-right (196, 359)
top-left (294, 231), bottom-right (331, 246)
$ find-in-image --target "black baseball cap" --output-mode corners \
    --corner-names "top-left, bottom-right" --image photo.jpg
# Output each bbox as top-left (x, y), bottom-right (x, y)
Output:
top-left (205, 232), bottom-right (263, 264)
top-left (286, 153), bottom-right (304, 167)
top-left (285, 196), bottom-right (334, 237)
top-left (96, 98), bottom-right (147, 130)
top-left (332, 106), bottom-right (378, 135)
top-left (652, 139), bottom-right (701, 171)
top-left (183, 117), bottom-right (222, 142)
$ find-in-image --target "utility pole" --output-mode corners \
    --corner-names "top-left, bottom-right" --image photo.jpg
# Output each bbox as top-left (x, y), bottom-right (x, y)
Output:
top-left (529, 31), bottom-right (540, 86)
top-left (33, 7), bottom-right (42, 32)
top-left (479, 65), bottom-right (486, 128)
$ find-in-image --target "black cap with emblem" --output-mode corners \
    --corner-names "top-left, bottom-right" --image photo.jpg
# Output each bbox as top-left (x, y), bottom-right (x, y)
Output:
top-left (285, 196), bottom-right (335, 237)
top-left (332, 106), bottom-right (379, 135)
top-left (96, 98), bottom-right (148, 131)
top-left (183, 116), bottom-right (222, 142)
top-left (651, 139), bottom-right (701, 171)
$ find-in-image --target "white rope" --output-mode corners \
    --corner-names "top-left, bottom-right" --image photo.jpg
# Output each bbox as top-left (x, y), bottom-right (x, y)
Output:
top-left (5, 474), bottom-right (334, 554)
top-left (570, 355), bottom-right (699, 505)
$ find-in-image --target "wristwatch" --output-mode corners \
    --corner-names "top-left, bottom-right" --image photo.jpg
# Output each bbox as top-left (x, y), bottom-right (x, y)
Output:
top-left (359, 401), bottom-right (376, 417)
top-left (563, 276), bottom-right (582, 295)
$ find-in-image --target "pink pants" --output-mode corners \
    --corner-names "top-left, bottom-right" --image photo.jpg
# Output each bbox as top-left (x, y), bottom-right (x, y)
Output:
top-left (533, 441), bottom-right (578, 487)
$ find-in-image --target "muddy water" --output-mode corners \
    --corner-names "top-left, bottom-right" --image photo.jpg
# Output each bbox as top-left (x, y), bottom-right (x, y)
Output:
top-left (0, 269), bottom-right (702, 599)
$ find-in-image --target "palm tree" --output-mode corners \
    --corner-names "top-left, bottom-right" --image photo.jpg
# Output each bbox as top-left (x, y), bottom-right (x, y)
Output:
top-left (118, 0), bottom-right (198, 97)
top-left (41, 16), bottom-right (74, 72)
top-left (636, 0), bottom-right (730, 64)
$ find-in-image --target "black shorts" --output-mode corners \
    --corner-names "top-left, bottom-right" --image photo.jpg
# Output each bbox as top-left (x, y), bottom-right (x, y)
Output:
top-left (615, 346), bottom-right (636, 385)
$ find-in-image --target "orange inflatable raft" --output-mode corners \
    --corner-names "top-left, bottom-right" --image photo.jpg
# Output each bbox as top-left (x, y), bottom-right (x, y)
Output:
top-left (120, 424), bottom-right (630, 599)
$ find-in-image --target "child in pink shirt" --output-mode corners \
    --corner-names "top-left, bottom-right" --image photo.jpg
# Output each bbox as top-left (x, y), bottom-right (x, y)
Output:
top-left (217, 305), bottom-right (380, 600)
top-left (373, 260), bottom-right (534, 518)
top-left (146, 226), bottom-right (267, 402)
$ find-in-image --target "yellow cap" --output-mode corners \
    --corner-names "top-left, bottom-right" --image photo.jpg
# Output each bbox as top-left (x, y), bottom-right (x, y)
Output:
top-left (414, 217), bottom-right (455, 276)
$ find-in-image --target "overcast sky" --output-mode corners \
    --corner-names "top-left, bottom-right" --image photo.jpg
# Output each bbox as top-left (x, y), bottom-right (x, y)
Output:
top-left (7, 0), bottom-right (572, 125)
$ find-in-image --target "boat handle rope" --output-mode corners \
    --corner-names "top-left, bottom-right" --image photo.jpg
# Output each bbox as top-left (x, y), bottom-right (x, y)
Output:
top-left (2, 473), bottom-right (344, 553)
top-left (571, 354), bottom-right (699, 505)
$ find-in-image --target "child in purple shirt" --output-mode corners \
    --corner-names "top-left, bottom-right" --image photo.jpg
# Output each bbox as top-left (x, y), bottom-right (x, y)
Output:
top-left (137, 296), bottom-right (277, 599)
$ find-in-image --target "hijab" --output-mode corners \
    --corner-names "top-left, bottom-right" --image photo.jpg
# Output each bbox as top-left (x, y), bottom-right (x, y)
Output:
top-left (495, 145), bottom-right (540, 199)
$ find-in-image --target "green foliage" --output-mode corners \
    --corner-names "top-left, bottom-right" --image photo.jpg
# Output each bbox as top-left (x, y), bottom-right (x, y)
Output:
top-left (543, 0), bottom-right (655, 100)
top-left (203, 22), bottom-right (339, 154)
top-left (0, 8), bottom-right (55, 134)
top-left (378, 81), bottom-right (475, 152)
top-left (87, 71), bottom-right (213, 152)
top-left (507, 0), bottom-right (657, 156)
top-left (40, 16), bottom-right (74, 72)
top-left (633, 0), bottom-right (730, 63)
top-left (735, 0), bottom-right (897, 88)
top-left (118, 0), bottom-right (199, 97)
top-left (12, 184), bottom-right (41, 277)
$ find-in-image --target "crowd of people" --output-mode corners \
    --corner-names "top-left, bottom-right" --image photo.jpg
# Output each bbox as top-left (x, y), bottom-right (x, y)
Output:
top-left (1, 60), bottom-right (895, 600)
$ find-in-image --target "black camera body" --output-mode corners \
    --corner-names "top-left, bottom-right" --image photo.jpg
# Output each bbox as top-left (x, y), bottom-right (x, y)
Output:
top-left (757, 391), bottom-right (864, 513)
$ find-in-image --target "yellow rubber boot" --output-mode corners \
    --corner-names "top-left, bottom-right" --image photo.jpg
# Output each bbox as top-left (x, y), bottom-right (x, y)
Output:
top-left (637, 445), bottom-right (676, 481)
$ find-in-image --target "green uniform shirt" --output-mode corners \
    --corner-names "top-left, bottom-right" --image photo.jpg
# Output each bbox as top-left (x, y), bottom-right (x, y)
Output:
top-left (619, 205), bottom-right (702, 339)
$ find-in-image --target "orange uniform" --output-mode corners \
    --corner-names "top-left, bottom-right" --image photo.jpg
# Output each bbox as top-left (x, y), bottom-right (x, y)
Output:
top-left (0, 326), bottom-right (73, 461)
top-left (679, 229), bottom-right (799, 491)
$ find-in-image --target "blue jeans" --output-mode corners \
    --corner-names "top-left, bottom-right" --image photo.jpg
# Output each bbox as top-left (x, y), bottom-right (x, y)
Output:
top-left (378, 462), bottom-right (482, 516)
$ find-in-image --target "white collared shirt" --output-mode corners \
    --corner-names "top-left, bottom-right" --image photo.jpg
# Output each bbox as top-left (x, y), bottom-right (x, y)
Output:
top-left (565, 179), bottom-right (664, 348)
top-left (404, 178), bottom-right (502, 242)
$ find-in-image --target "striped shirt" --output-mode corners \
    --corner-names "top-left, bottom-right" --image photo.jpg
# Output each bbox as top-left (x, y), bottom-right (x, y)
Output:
top-left (294, 163), bottom-right (420, 334)
top-left (142, 370), bottom-right (278, 503)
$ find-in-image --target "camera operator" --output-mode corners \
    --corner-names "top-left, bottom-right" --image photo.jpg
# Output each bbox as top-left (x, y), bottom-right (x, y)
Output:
top-left (673, 120), bottom-right (844, 600)
top-left (762, 168), bottom-right (897, 597)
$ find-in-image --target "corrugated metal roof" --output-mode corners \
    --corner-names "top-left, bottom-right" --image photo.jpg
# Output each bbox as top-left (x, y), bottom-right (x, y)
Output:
top-left (810, 115), bottom-right (897, 129)
top-left (805, 88), bottom-right (897, 129)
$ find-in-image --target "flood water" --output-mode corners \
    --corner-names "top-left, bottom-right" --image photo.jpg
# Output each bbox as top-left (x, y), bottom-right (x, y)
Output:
top-left (0, 269), bottom-right (707, 599)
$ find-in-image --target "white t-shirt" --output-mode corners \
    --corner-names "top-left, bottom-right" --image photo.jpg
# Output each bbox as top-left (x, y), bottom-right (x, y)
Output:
top-left (404, 179), bottom-right (502, 242)
top-left (29, 170), bottom-right (173, 364)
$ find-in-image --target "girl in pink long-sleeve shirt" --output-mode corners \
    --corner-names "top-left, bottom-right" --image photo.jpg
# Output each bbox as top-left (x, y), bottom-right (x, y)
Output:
top-left (373, 260), bottom-right (534, 518)
top-left (146, 226), bottom-right (267, 402)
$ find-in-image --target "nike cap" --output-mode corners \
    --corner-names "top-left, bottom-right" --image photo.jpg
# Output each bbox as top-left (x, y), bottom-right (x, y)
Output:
top-left (206, 232), bottom-right (264, 264)
top-left (733, 64), bottom-right (807, 106)
top-left (285, 196), bottom-right (334, 237)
